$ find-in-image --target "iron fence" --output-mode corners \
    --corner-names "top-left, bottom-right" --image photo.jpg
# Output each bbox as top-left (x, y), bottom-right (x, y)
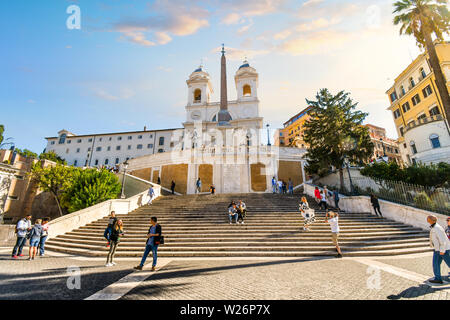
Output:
top-left (317, 176), bottom-right (450, 216)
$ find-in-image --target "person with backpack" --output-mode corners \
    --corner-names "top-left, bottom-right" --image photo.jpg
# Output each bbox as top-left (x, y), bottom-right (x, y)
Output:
top-left (39, 217), bottom-right (50, 256)
top-left (28, 219), bottom-right (43, 261)
top-left (370, 194), bottom-right (382, 217)
top-left (104, 211), bottom-right (117, 247)
top-left (106, 220), bottom-right (124, 267)
top-left (134, 217), bottom-right (162, 271)
top-left (12, 215), bottom-right (32, 259)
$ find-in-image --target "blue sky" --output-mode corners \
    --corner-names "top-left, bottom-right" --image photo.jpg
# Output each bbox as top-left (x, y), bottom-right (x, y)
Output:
top-left (0, 0), bottom-right (429, 153)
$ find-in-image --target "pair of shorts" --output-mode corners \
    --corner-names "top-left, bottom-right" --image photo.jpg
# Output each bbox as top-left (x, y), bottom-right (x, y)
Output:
top-left (331, 233), bottom-right (339, 246)
top-left (30, 239), bottom-right (40, 247)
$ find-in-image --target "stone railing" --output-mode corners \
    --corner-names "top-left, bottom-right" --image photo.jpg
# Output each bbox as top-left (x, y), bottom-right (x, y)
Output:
top-left (405, 114), bottom-right (444, 132)
top-left (304, 183), bottom-right (447, 231)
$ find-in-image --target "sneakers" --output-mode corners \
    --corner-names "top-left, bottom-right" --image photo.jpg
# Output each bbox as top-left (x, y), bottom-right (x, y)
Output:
top-left (151, 266), bottom-right (156, 271)
top-left (12, 255), bottom-right (18, 259)
top-left (28, 257), bottom-right (32, 261)
top-left (241, 221), bottom-right (245, 225)
top-left (111, 262), bottom-right (116, 266)
top-left (134, 265), bottom-right (143, 271)
top-left (428, 279), bottom-right (443, 285)
top-left (336, 254), bottom-right (343, 258)
top-left (106, 242), bottom-right (110, 248)
top-left (105, 263), bottom-right (113, 267)
top-left (19, 254), bottom-right (24, 257)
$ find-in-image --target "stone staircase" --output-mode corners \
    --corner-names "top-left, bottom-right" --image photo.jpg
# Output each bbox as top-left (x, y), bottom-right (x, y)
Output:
top-left (45, 193), bottom-right (432, 257)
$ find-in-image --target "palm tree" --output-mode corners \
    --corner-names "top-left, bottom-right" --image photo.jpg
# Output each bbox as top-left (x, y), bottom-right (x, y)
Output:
top-left (0, 125), bottom-right (13, 149)
top-left (393, 0), bottom-right (450, 125)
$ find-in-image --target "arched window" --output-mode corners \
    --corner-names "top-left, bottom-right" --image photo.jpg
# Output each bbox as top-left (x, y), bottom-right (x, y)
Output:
top-left (400, 86), bottom-right (405, 95)
top-left (159, 137), bottom-right (165, 146)
top-left (194, 89), bottom-right (202, 103)
top-left (243, 84), bottom-right (252, 97)
top-left (409, 77), bottom-right (415, 88)
top-left (410, 141), bottom-right (417, 154)
top-left (212, 114), bottom-right (217, 122)
top-left (59, 134), bottom-right (67, 144)
top-left (430, 134), bottom-right (440, 149)
top-left (420, 68), bottom-right (426, 79)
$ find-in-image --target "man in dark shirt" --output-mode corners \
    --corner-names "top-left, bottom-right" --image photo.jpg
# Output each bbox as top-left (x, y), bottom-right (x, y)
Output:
top-left (134, 217), bottom-right (162, 271)
top-left (104, 211), bottom-right (117, 247)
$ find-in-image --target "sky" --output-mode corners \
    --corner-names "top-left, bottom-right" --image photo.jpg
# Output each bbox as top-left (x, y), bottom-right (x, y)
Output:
top-left (0, 0), bottom-right (430, 154)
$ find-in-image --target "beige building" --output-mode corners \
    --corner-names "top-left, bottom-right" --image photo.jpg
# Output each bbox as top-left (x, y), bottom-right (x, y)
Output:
top-left (364, 124), bottom-right (402, 165)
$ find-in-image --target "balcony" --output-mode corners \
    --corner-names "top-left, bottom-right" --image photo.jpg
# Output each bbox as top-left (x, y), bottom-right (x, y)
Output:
top-left (405, 114), bottom-right (444, 132)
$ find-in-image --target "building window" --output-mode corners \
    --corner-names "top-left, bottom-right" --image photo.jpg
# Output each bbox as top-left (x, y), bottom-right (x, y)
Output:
top-left (88, 138), bottom-right (93, 142)
top-left (66, 148), bottom-right (69, 154)
top-left (77, 139), bottom-right (82, 143)
top-left (393, 109), bottom-right (401, 119)
top-left (67, 140), bottom-right (71, 144)
top-left (429, 106), bottom-right (441, 116)
top-left (399, 127), bottom-right (404, 137)
top-left (420, 68), bottom-right (426, 79)
top-left (389, 91), bottom-right (398, 103)
top-left (422, 85), bottom-right (433, 98)
top-left (116, 146), bottom-right (121, 151)
top-left (158, 149), bottom-right (164, 153)
top-left (410, 141), bottom-right (417, 154)
top-left (402, 102), bottom-right (410, 113)
top-left (115, 158), bottom-right (120, 164)
top-left (76, 148), bottom-right (80, 153)
top-left (243, 84), bottom-right (252, 97)
top-left (409, 77), bottom-right (415, 89)
top-left (170, 142), bottom-right (174, 148)
top-left (88, 147), bottom-right (91, 152)
top-left (74, 160), bottom-right (78, 166)
top-left (128, 136), bottom-right (132, 140)
top-left (137, 144), bottom-right (143, 150)
top-left (104, 158), bottom-right (109, 165)
top-left (118, 137), bottom-right (122, 141)
top-left (58, 134), bottom-right (67, 144)
top-left (107, 146), bottom-right (111, 151)
top-left (96, 147), bottom-right (102, 152)
top-left (411, 94), bottom-right (421, 106)
top-left (94, 159), bottom-right (99, 166)
top-left (147, 144), bottom-right (153, 149)
top-left (417, 113), bottom-right (427, 121)
top-left (138, 135), bottom-right (143, 139)
top-left (400, 86), bottom-right (405, 95)
top-left (159, 137), bottom-right (165, 146)
top-left (194, 89), bottom-right (202, 102)
top-left (430, 134), bottom-right (440, 149)
top-left (99, 138), bottom-right (102, 142)
top-left (149, 135), bottom-right (153, 139)
top-left (51, 141), bottom-right (55, 145)
top-left (127, 145), bottom-right (131, 150)
top-left (109, 137), bottom-right (112, 141)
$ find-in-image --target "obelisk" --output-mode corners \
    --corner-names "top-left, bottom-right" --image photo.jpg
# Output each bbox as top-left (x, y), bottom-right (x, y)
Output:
top-left (218, 44), bottom-right (232, 126)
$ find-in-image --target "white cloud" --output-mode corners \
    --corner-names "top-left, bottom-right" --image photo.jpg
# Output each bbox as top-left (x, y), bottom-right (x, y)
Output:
top-left (211, 45), bottom-right (269, 61)
top-left (222, 13), bottom-right (242, 25)
top-left (94, 88), bottom-right (135, 101)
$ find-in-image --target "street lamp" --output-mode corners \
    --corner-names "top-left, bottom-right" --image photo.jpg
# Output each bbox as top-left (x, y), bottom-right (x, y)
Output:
top-left (120, 160), bottom-right (129, 199)
top-left (266, 124), bottom-right (271, 146)
top-left (344, 155), bottom-right (355, 195)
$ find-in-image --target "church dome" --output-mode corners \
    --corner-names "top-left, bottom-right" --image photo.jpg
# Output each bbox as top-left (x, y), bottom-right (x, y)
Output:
top-left (239, 60), bottom-right (250, 69)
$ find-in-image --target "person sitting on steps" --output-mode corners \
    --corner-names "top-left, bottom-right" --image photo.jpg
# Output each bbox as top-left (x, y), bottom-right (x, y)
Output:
top-left (228, 203), bottom-right (239, 225)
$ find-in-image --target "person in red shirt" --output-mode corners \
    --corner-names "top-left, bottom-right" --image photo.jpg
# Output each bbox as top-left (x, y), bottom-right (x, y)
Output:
top-left (314, 187), bottom-right (321, 204)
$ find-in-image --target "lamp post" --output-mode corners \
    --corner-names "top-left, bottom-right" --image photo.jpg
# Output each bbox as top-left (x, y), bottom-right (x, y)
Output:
top-left (344, 156), bottom-right (355, 195)
top-left (266, 124), bottom-right (271, 146)
top-left (120, 160), bottom-right (129, 199)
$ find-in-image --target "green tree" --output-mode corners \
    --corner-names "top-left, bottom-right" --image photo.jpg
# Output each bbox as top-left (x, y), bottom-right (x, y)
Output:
top-left (61, 168), bottom-right (121, 213)
top-left (303, 89), bottom-right (374, 191)
top-left (39, 151), bottom-right (67, 165)
top-left (30, 163), bottom-right (74, 216)
top-left (393, 0), bottom-right (450, 124)
top-left (0, 125), bottom-right (14, 149)
top-left (0, 124), bottom-right (4, 146)
top-left (16, 148), bottom-right (38, 159)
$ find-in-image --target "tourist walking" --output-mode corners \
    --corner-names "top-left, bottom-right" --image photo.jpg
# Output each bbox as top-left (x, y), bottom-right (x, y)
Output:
top-left (278, 180), bottom-right (283, 195)
top-left (272, 177), bottom-right (277, 194)
top-left (299, 197), bottom-right (315, 231)
top-left (333, 190), bottom-right (340, 210)
top-left (104, 211), bottom-right (117, 247)
top-left (196, 178), bottom-right (202, 194)
top-left (28, 219), bottom-right (43, 261)
top-left (171, 181), bottom-right (176, 194)
top-left (325, 211), bottom-right (343, 258)
top-left (288, 179), bottom-right (294, 195)
top-left (427, 215), bottom-right (450, 284)
top-left (228, 203), bottom-right (239, 224)
top-left (12, 215), bottom-right (32, 259)
top-left (282, 181), bottom-right (287, 194)
top-left (370, 194), bottom-right (382, 217)
top-left (314, 187), bottom-right (321, 204)
top-left (148, 186), bottom-right (155, 205)
top-left (237, 200), bottom-right (247, 225)
top-left (39, 217), bottom-right (50, 256)
top-left (157, 176), bottom-right (161, 185)
top-left (323, 186), bottom-right (330, 202)
top-left (134, 217), bottom-right (162, 271)
top-left (106, 220), bottom-right (124, 267)
top-left (318, 191), bottom-right (328, 211)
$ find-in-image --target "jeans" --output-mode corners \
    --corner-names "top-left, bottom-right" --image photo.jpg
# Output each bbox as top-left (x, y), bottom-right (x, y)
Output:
top-left (432, 250), bottom-right (450, 281)
top-left (104, 227), bottom-right (112, 241)
top-left (373, 206), bottom-right (382, 216)
top-left (319, 201), bottom-right (328, 210)
top-left (107, 241), bottom-right (119, 264)
top-left (237, 210), bottom-right (246, 222)
top-left (272, 185), bottom-right (277, 193)
top-left (12, 237), bottom-right (27, 256)
top-left (334, 199), bottom-right (340, 209)
top-left (289, 187), bottom-right (294, 195)
top-left (229, 213), bottom-right (238, 223)
top-left (140, 243), bottom-right (159, 267)
top-left (39, 236), bottom-right (48, 255)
